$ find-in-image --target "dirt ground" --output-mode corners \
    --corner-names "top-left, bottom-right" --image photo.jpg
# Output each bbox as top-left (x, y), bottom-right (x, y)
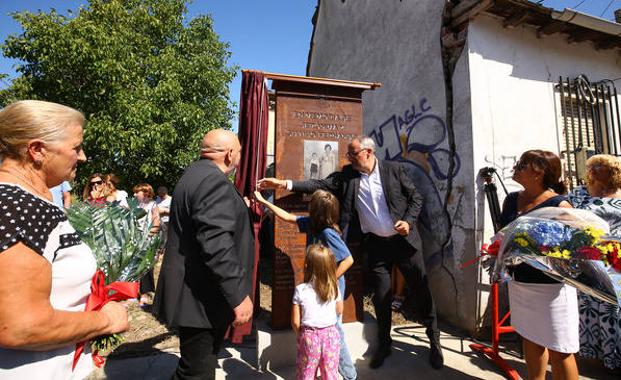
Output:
top-left (103, 256), bottom-right (410, 360)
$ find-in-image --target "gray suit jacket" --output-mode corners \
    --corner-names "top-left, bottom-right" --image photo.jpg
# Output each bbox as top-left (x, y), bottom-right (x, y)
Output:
top-left (292, 159), bottom-right (423, 248)
top-left (154, 159), bottom-right (255, 328)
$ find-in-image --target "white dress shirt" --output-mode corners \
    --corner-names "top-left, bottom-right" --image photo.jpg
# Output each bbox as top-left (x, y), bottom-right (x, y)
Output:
top-left (356, 161), bottom-right (396, 237)
top-left (286, 160), bottom-right (396, 237)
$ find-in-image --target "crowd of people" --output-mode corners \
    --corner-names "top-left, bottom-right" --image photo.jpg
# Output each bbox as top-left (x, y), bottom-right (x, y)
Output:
top-left (0, 99), bottom-right (619, 380)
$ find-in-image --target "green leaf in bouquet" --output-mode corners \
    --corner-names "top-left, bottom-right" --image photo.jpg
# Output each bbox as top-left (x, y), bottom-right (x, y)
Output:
top-left (66, 199), bottom-right (160, 284)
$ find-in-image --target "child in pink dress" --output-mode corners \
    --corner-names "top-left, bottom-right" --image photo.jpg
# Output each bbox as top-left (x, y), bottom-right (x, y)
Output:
top-left (292, 244), bottom-right (343, 380)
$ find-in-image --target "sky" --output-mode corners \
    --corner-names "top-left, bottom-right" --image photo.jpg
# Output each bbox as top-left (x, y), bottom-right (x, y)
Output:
top-left (0, 0), bottom-right (317, 127)
top-left (0, 0), bottom-right (619, 127)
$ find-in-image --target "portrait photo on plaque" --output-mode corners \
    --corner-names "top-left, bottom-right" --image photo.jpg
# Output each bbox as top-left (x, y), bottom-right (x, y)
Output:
top-left (303, 140), bottom-right (338, 180)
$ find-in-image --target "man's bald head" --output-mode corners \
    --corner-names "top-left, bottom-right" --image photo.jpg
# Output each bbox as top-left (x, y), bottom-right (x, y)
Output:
top-left (200, 129), bottom-right (242, 173)
top-left (201, 129), bottom-right (240, 153)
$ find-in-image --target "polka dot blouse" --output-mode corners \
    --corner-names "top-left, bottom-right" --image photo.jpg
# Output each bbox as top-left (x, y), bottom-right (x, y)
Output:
top-left (0, 183), bottom-right (98, 379)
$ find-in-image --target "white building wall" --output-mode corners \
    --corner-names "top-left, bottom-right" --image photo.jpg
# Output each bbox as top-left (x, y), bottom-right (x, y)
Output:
top-left (468, 13), bottom-right (621, 243)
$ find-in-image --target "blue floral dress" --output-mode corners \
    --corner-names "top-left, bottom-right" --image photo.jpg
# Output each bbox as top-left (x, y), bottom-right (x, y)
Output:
top-left (570, 188), bottom-right (621, 370)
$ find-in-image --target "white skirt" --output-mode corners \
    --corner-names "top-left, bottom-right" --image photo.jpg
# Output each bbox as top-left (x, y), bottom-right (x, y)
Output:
top-left (508, 280), bottom-right (579, 353)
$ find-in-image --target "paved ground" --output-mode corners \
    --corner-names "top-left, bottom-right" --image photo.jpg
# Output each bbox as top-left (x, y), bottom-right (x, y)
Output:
top-left (87, 319), bottom-right (615, 380)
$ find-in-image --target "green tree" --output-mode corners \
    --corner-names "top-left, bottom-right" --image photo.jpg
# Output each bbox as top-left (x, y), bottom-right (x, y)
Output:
top-left (1, 0), bottom-right (237, 191)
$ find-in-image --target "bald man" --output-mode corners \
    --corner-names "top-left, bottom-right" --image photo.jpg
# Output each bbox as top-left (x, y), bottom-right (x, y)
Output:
top-left (154, 129), bottom-right (254, 380)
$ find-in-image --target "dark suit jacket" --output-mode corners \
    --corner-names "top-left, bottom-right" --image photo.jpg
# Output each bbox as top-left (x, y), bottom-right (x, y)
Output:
top-left (153, 159), bottom-right (255, 329)
top-left (292, 159), bottom-right (423, 248)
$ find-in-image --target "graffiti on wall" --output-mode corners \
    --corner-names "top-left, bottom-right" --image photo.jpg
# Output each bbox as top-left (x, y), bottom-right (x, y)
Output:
top-left (369, 98), bottom-right (460, 268)
top-left (370, 97), bottom-right (460, 181)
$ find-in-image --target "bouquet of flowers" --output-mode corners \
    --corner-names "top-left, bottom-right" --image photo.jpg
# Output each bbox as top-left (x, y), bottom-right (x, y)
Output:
top-left (66, 198), bottom-right (160, 368)
top-left (492, 207), bottom-right (621, 307)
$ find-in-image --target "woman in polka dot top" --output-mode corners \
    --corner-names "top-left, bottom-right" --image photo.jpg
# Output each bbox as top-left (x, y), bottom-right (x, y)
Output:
top-left (0, 100), bottom-right (129, 379)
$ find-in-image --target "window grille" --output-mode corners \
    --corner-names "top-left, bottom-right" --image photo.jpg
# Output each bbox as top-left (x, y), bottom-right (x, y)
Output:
top-left (556, 76), bottom-right (621, 189)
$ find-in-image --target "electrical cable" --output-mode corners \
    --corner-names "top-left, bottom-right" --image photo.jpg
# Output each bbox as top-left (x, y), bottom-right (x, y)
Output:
top-left (572, 0), bottom-right (587, 9)
top-left (600, 0), bottom-right (616, 17)
top-left (494, 170), bottom-right (509, 196)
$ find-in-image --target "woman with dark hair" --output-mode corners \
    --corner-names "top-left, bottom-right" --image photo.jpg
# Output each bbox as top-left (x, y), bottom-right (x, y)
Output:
top-left (571, 154), bottom-right (621, 373)
top-left (319, 143), bottom-right (336, 179)
top-left (499, 150), bottom-right (578, 380)
top-left (82, 172), bottom-right (107, 203)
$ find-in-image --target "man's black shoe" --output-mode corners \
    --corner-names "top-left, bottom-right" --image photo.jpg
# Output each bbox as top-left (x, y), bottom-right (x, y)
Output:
top-left (369, 346), bottom-right (391, 369)
top-left (429, 339), bottom-right (444, 369)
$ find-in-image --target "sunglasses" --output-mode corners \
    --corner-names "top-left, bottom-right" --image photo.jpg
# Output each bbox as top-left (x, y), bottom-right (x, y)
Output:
top-left (513, 160), bottom-right (529, 171)
top-left (90, 180), bottom-right (103, 186)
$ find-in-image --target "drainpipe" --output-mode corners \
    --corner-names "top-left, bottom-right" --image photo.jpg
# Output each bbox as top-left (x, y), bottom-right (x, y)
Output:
top-left (552, 8), bottom-right (621, 37)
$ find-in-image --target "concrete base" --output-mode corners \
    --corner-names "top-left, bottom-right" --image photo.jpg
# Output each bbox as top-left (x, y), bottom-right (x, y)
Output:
top-left (89, 321), bottom-right (612, 380)
top-left (256, 319), bottom-right (376, 371)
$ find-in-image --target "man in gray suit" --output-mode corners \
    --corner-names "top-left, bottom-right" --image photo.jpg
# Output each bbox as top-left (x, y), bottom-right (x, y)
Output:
top-left (154, 129), bottom-right (254, 379)
top-left (258, 135), bottom-right (443, 370)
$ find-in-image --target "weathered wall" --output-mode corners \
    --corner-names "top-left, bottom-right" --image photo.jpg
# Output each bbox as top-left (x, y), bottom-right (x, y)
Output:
top-left (308, 0), bottom-right (477, 331)
top-left (468, 14), bottom-right (621, 251)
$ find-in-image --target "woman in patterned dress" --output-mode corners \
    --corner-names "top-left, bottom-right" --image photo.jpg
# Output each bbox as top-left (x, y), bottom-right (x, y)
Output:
top-left (0, 100), bottom-right (129, 379)
top-left (571, 154), bottom-right (621, 373)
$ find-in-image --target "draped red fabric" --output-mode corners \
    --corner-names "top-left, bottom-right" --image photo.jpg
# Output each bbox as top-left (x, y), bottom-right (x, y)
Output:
top-left (229, 70), bottom-right (268, 343)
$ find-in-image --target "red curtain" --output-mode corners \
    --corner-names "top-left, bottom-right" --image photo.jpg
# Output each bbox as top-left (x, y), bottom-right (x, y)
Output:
top-left (230, 70), bottom-right (269, 343)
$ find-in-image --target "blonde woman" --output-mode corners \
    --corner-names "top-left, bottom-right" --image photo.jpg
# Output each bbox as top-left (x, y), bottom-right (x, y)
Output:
top-left (0, 100), bottom-right (128, 379)
top-left (571, 154), bottom-right (621, 373)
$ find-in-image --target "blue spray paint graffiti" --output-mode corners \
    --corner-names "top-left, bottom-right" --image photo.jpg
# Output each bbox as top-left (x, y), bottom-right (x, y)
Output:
top-left (370, 99), bottom-right (459, 268)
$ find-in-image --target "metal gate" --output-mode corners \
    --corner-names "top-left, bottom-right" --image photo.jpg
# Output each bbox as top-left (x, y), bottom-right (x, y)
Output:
top-left (557, 75), bottom-right (621, 189)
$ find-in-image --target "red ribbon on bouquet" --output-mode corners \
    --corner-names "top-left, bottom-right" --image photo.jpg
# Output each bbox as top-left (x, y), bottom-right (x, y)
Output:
top-left (461, 240), bottom-right (501, 269)
top-left (72, 269), bottom-right (139, 370)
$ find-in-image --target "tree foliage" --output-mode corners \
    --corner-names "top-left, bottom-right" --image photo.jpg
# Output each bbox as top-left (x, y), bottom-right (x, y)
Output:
top-left (1, 0), bottom-right (237, 191)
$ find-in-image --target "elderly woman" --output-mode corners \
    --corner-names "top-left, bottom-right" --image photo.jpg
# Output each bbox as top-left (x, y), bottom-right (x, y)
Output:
top-left (571, 154), bottom-right (621, 373)
top-left (499, 150), bottom-right (578, 380)
top-left (0, 100), bottom-right (128, 379)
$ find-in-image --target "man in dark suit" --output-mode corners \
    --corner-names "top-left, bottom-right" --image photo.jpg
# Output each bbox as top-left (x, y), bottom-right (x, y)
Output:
top-left (154, 129), bottom-right (255, 379)
top-left (258, 135), bottom-right (443, 370)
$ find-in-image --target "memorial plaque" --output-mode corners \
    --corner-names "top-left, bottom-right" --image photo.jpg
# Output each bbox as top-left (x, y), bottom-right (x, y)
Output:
top-left (270, 77), bottom-right (376, 328)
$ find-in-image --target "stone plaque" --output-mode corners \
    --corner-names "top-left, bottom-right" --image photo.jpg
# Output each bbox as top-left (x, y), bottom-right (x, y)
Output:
top-left (271, 78), bottom-right (370, 329)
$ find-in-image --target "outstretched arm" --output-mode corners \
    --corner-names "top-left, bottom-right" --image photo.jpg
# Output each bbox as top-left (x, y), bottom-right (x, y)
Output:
top-left (257, 171), bottom-right (343, 196)
top-left (253, 191), bottom-right (297, 223)
top-left (257, 178), bottom-right (288, 190)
